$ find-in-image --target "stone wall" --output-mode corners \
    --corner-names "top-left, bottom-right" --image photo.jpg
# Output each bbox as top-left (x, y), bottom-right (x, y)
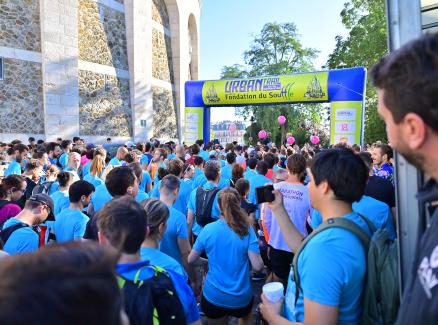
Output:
top-left (153, 86), bottom-right (177, 138)
top-left (79, 70), bottom-right (132, 136)
top-left (152, 29), bottom-right (174, 83)
top-left (152, 0), bottom-right (170, 27)
top-left (78, 0), bottom-right (128, 70)
top-left (0, 0), bottom-right (41, 52)
top-left (0, 59), bottom-right (44, 134)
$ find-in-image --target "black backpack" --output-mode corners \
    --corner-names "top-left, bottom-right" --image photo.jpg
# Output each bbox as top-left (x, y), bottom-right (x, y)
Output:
top-left (32, 181), bottom-right (55, 196)
top-left (0, 222), bottom-right (32, 248)
top-left (195, 187), bottom-right (220, 227)
top-left (118, 265), bottom-right (186, 325)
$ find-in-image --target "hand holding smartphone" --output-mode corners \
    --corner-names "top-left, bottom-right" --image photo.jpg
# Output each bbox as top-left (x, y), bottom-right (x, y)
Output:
top-left (256, 185), bottom-right (275, 204)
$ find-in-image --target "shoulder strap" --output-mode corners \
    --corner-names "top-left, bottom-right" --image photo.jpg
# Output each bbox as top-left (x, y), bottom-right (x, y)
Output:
top-left (357, 213), bottom-right (377, 233)
top-left (292, 217), bottom-right (370, 304)
top-left (0, 222), bottom-right (30, 246)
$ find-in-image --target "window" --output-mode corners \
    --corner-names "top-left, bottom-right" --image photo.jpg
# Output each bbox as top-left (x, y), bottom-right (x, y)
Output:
top-left (0, 58), bottom-right (3, 80)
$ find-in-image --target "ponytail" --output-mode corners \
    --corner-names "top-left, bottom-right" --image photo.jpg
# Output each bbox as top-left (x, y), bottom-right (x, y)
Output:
top-left (218, 188), bottom-right (250, 238)
top-left (57, 172), bottom-right (73, 187)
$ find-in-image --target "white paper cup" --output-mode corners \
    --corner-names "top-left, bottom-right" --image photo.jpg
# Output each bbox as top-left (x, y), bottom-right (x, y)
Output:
top-left (262, 282), bottom-right (284, 303)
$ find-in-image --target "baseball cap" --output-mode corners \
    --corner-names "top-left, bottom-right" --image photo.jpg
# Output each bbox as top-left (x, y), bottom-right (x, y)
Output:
top-left (86, 143), bottom-right (96, 150)
top-left (29, 193), bottom-right (55, 221)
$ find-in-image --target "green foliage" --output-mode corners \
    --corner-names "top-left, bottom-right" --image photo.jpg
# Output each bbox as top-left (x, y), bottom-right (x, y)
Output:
top-left (220, 23), bottom-right (325, 146)
top-left (327, 0), bottom-right (388, 144)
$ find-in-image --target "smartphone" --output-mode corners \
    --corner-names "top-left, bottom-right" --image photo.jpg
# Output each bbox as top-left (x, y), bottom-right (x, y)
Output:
top-left (256, 184), bottom-right (275, 204)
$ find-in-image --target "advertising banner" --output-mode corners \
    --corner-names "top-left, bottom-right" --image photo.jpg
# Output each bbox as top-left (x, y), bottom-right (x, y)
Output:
top-left (330, 101), bottom-right (363, 145)
top-left (202, 72), bottom-right (329, 106)
top-left (184, 107), bottom-right (204, 144)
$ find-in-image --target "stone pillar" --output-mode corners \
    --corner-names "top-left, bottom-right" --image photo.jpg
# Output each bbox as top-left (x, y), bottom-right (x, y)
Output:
top-left (40, 0), bottom-right (79, 141)
top-left (125, 0), bottom-right (153, 142)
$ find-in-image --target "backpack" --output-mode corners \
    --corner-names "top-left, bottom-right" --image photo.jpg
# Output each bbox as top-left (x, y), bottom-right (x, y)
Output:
top-left (292, 214), bottom-right (399, 325)
top-left (0, 222), bottom-right (51, 248)
top-left (32, 181), bottom-right (55, 196)
top-left (118, 265), bottom-right (186, 325)
top-left (195, 187), bottom-right (220, 227)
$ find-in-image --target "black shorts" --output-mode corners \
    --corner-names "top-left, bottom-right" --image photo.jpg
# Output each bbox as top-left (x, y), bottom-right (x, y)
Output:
top-left (269, 247), bottom-right (294, 280)
top-left (201, 295), bottom-right (254, 319)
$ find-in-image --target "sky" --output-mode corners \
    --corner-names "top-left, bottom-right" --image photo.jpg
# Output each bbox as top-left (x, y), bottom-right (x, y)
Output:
top-left (199, 0), bottom-right (349, 123)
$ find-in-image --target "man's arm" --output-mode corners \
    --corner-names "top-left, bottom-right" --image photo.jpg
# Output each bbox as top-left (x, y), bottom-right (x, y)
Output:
top-left (187, 209), bottom-right (194, 243)
top-left (177, 237), bottom-right (196, 281)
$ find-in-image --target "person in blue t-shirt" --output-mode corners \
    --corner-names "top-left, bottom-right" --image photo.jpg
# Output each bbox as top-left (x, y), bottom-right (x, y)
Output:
top-left (50, 172), bottom-right (74, 217)
top-left (108, 146), bottom-right (128, 167)
top-left (221, 152), bottom-right (236, 182)
top-left (58, 140), bottom-right (73, 170)
top-left (54, 180), bottom-right (94, 242)
top-left (244, 157), bottom-right (258, 181)
top-left (2, 193), bottom-right (54, 255)
top-left (193, 156), bottom-right (205, 179)
top-left (97, 196), bottom-right (200, 325)
top-left (189, 188), bottom-right (264, 323)
top-left (140, 197), bottom-right (188, 280)
top-left (187, 160), bottom-right (222, 240)
top-left (158, 175), bottom-right (192, 280)
top-left (127, 163), bottom-right (149, 202)
top-left (4, 147), bottom-right (23, 176)
top-left (259, 148), bottom-right (371, 325)
top-left (83, 152), bottom-right (106, 188)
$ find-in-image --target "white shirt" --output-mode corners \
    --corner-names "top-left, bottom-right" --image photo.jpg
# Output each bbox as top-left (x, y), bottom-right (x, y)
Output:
top-left (264, 181), bottom-right (311, 252)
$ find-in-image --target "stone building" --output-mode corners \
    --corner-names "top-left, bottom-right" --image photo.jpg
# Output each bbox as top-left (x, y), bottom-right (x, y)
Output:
top-left (0, 0), bottom-right (200, 143)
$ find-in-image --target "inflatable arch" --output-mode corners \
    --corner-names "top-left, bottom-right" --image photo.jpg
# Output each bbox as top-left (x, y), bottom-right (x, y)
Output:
top-left (184, 67), bottom-right (366, 145)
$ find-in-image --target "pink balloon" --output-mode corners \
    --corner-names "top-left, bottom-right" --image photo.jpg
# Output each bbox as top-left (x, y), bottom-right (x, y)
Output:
top-left (287, 136), bottom-right (295, 145)
top-left (310, 135), bottom-right (320, 145)
top-left (277, 115), bottom-right (286, 125)
top-left (258, 130), bottom-right (267, 139)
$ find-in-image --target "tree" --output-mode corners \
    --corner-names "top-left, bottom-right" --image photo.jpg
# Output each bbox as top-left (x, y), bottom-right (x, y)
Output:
top-left (220, 23), bottom-right (326, 146)
top-left (327, 0), bottom-right (388, 144)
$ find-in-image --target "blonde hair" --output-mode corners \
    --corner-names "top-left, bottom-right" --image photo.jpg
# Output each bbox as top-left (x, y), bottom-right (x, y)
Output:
top-left (90, 154), bottom-right (106, 177)
top-left (218, 188), bottom-right (250, 238)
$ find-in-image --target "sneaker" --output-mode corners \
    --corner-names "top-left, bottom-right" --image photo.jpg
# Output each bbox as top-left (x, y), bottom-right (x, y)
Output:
top-left (252, 272), bottom-right (266, 281)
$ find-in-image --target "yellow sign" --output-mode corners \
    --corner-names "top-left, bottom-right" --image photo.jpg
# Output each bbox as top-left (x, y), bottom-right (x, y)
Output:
top-left (330, 101), bottom-right (363, 145)
top-left (184, 107), bottom-right (204, 144)
top-left (202, 72), bottom-right (329, 106)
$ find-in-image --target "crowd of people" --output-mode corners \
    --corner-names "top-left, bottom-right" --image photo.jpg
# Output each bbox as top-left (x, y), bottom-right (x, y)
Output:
top-left (0, 32), bottom-right (437, 325)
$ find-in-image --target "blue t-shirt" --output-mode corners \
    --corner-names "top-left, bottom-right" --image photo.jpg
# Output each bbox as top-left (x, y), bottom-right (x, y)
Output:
top-left (2, 218), bottom-right (38, 255)
top-left (248, 174), bottom-right (271, 205)
top-left (168, 153), bottom-right (176, 160)
top-left (192, 174), bottom-right (229, 190)
top-left (50, 191), bottom-right (70, 217)
top-left (149, 180), bottom-right (161, 198)
top-left (310, 195), bottom-right (396, 240)
top-left (140, 170), bottom-right (152, 192)
top-left (221, 164), bottom-right (233, 181)
top-left (194, 219), bottom-right (259, 308)
top-left (82, 161), bottom-right (92, 177)
top-left (285, 212), bottom-right (367, 324)
top-left (187, 182), bottom-right (221, 236)
top-left (49, 181), bottom-right (59, 195)
top-left (244, 169), bottom-right (257, 181)
top-left (199, 150), bottom-right (210, 162)
top-left (91, 184), bottom-right (112, 213)
top-left (174, 180), bottom-right (192, 215)
top-left (160, 207), bottom-right (188, 265)
top-left (83, 173), bottom-right (105, 188)
top-left (140, 154), bottom-right (150, 167)
top-left (140, 247), bottom-right (188, 280)
top-left (135, 190), bottom-right (149, 202)
top-left (194, 168), bottom-right (203, 180)
top-left (54, 208), bottom-right (89, 242)
top-left (4, 160), bottom-right (21, 176)
top-left (59, 152), bottom-right (69, 169)
top-left (117, 260), bottom-right (199, 324)
top-left (109, 157), bottom-right (121, 167)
